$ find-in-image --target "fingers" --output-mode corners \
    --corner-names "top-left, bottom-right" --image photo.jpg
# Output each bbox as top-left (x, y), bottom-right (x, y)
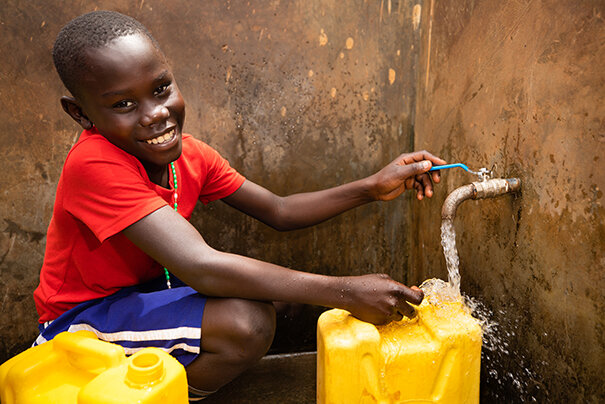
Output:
top-left (395, 300), bottom-right (415, 318)
top-left (391, 311), bottom-right (404, 322)
top-left (350, 275), bottom-right (425, 324)
top-left (413, 179), bottom-right (424, 200)
top-left (392, 284), bottom-right (424, 320)
top-left (431, 170), bottom-right (442, 184)
top-left (372, 150), bottom-right (444, 202)
top-left (400, 285), bottom-right (424, 305)
top-left (393, 151), bottom-right (445, 198)
top-left (410, 286), bottom-right (424, 302)
top-left (411, 173), bottom-right (435, 200)
top-left (398, 161), bottom-right (433, 199)
top-left (401, 160), bottom-right (433, 178)
top-left (400, 150), bottom-right (445, 178)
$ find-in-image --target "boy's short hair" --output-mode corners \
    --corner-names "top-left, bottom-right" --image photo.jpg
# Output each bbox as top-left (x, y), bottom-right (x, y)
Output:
top-left (53, 10), bottom-right (160, 97)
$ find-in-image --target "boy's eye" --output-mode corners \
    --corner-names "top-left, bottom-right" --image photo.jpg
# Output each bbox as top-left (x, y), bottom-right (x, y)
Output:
top-left (113, 100), bottom-right (135, 109)
top-left (154, 83), bottom-right (170, 96)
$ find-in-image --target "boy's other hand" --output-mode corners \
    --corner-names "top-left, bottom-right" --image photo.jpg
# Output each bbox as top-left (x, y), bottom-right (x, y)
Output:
top-left (368, 150), bottom-right (446, 201)
top-left (339, 274), bottom-right (424, 325)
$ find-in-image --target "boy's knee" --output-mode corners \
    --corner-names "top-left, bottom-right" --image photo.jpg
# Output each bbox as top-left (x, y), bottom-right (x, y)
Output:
top-left (228, 300), bottom-right (276, 357)
top-left (203, 298), bottom-right (276, 365)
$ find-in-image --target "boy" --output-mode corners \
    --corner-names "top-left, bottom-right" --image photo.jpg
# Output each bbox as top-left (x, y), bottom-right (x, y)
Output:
top-left (34, 10), bottom-right (446, 400)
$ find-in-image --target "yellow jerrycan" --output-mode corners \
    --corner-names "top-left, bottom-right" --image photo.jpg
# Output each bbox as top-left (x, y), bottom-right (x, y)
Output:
top-left (0, 330), bottom-right (188, 403)
top-left (317, 279), bottom-right (482, 403)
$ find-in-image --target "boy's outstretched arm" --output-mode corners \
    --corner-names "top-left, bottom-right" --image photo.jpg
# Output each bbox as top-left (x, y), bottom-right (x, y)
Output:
top-left (123, 206), bottom-right (423, 325)
top-left (222, 150), bottom-right (446, 231)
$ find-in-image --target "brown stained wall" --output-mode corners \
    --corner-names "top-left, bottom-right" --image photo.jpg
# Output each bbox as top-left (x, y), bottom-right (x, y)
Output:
top-left (412, 0), bottom-right (604, 402)
top-left (4, 1), bottom-right (601, 401)
top-left (0, 1), bottom-right (421, 361)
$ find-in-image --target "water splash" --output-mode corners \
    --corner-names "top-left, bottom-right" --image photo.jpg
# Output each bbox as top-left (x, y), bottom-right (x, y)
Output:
top-left (434, 218), bottom-right (541, 401)
top-left (420, 279), bottom-right (540, 400)
top-left (419, 278), bottom-right (461, 304)
top-left (464, 296), bottom-right (541, 401)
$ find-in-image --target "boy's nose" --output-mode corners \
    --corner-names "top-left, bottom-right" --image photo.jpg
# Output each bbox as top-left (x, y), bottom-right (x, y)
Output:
top-left (140, 104), bottom-right (170, 127)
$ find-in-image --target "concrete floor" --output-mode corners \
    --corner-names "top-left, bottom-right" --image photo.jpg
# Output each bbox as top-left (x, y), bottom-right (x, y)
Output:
top-left (204, 352), bottom-right (317, 403)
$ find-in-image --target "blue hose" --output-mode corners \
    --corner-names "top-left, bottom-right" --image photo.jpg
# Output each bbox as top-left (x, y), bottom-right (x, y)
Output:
top-left (429, 163), bottom-right (471, 172)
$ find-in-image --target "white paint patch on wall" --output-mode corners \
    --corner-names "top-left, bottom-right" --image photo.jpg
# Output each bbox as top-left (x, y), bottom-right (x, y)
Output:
top-left (412, 4), bottom-right (422, 31)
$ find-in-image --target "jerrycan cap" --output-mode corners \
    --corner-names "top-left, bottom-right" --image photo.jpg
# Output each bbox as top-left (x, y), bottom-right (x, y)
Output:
top-left (126, 350), bottom-right (165, 387)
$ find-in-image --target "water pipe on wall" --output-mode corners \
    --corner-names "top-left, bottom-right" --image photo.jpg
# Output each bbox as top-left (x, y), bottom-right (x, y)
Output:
top-left (441, 178), bottom-right (522, 220)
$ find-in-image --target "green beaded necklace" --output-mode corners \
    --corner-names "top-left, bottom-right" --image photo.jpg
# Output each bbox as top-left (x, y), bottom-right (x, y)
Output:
top-left (164, 161), bottom-right (178, 289)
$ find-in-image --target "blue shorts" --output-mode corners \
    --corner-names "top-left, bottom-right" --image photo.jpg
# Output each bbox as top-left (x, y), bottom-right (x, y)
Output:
top-left (33, 277), bottom-right (206, 367)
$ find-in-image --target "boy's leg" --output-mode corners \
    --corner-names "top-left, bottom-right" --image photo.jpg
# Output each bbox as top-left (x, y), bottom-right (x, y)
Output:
top-left (185, 297), bottom-right (276, 391)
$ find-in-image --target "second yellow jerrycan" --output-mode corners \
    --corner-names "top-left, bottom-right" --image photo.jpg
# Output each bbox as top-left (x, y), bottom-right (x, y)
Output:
top-left (317, 279), bottom-right (483, 403)
top-left (0, 330), bottom-right (189, 404)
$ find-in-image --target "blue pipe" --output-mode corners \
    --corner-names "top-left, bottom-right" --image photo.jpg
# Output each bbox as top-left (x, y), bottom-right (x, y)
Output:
top-left (429, 163), bottom-right (471, 172)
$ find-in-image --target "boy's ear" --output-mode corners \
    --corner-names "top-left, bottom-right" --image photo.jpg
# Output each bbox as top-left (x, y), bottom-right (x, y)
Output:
top-left (60, 96), bottom-right (93, 130)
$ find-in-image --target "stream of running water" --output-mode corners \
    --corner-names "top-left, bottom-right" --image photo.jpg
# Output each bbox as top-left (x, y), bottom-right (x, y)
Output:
top-left (440, 219), bottom-right (461, 296)
top-left (421, 216), bottom-right (540, 401)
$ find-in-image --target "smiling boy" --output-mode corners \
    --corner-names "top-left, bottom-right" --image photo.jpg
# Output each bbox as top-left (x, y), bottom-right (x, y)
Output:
top-left (34, 10), bottom-right (446, 400)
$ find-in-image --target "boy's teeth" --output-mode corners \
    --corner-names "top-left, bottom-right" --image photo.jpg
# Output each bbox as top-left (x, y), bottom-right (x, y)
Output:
top-left (146, 130), bottom-right (174, 145)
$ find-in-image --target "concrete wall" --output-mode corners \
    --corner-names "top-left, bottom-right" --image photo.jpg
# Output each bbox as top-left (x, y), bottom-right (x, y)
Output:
top-left (0, 1), bottom-right (421, 361)
top-left (412, 0), bottom-right (604, 401)
top-left (2, 1), bottom-right (603, 401)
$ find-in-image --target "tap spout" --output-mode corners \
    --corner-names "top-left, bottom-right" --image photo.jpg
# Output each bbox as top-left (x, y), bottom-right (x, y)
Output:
top-left (441, 178), bottom-right (521, 221)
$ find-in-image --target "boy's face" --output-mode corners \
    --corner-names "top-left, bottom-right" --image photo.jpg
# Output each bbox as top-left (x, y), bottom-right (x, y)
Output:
top-left (71, 33), bottom-right (185, 168)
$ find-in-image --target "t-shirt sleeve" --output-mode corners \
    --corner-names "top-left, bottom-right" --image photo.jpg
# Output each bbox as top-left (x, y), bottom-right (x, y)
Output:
top-left (196, 141), bottom-right (245, 204)
top-left (62, 143), bottom-right (168, 243)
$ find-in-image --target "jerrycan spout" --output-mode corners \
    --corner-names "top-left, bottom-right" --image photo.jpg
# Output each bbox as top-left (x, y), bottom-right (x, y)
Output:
top-left (441, 178), bottom-right (521, 221)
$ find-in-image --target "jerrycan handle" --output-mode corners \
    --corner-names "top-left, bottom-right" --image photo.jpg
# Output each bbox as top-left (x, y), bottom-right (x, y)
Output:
top-left (53, 331), bottom-right (125, 374)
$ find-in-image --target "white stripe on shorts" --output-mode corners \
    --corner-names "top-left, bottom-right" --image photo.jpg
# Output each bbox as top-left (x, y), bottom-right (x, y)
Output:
top-left (32, 320), bottom-right (55, 347)
top-left (121, 342), bottom-right (199, 355)
top-left (33, 334), bottom-right (48, 346)
top-left (66, 323), bottom-right (201, 354)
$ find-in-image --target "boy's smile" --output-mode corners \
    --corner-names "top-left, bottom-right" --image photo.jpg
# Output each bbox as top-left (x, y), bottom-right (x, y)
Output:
top-left (63, 33), bottom-right (185, 183)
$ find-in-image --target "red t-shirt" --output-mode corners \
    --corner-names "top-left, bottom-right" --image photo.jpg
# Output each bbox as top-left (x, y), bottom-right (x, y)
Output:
top-left (34, 129), bottom-right (245, 323)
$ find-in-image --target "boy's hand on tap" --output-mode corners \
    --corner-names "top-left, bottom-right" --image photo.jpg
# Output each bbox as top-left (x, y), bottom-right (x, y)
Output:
top-left (339, 274), bottom-right (425, 325)
top-left (368, 151), bottom-right (446, 201)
